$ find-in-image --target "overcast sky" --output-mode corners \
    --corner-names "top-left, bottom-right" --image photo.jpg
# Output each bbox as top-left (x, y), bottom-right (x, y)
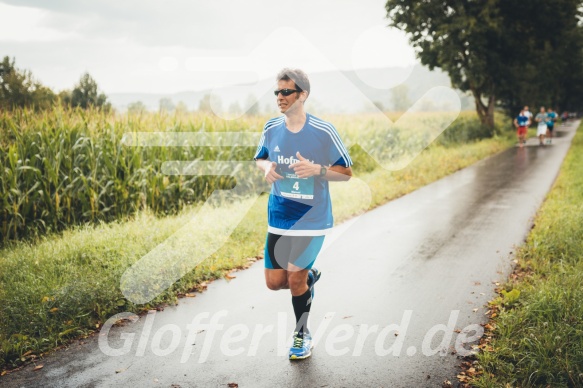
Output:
top-left (0, 0), bottom-right (417, 94)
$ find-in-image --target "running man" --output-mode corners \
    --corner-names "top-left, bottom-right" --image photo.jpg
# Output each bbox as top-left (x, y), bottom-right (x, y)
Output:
top-left (546, 107), bottom-right (557, 144)
top-left (254, 68), bottom-right (353, 360)
top-left (523, 105), bottom-right (533, 126)
top-left (561, 110), bottom-right (569, 124)
top-left (514, 109), bottom-right (531, 147)
top-left (535, 106), bottom-right (548, 146)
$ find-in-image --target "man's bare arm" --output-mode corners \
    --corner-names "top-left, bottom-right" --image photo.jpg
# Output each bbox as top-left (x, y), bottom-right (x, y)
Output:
top-left (325, 165), bottom-right (352, 181)
top-left (256, 158), bottom-right (283, 184)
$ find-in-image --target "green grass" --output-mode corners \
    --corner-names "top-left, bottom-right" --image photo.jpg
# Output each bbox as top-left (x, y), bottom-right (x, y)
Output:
top-left (0, 111), bottom-right (515, 371)
top-left (472, 122), bottom-right (583, 387)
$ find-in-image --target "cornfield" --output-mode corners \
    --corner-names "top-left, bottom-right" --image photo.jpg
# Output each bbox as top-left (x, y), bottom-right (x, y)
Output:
top-left (0, 106), bottom-right (500, 245)
top-left (0, 106), bottom-right (265, 243)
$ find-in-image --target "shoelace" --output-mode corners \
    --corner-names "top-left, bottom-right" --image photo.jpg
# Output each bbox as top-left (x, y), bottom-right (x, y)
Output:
top-left (292, 336), bottom-right (304, 349)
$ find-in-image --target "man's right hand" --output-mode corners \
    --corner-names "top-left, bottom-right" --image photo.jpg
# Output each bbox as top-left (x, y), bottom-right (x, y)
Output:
top-left (262, 161), bottom-right (283, 184)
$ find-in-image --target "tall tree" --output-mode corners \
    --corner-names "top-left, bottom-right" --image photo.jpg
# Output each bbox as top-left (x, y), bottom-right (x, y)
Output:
top-left (175, 101), bottom-right (188, 114)
top-left (385, 0), bottom-right (583, 127)
top-left (159, 97), bottom-right (175, 112)
top-left (0, 56), bottom-right (55, 110)
top-left (128, 101), bottom-right (147, 114)
top-left (495, 0), bottom-right (583, 114)
top-left (228, 101), bottom-right (242, 115)
top-left (58, 89), bottom-right (72, 107)
top-left (198, 93), bottom-right (222, 114)
top-left (390, 84), bottom-right (411, 112)
top-left (244, 94), bottom-right (260, 116)
top-left (385, 1), bottom-right (502, 130)
top-left (71, 72), bottom-right (110, 110)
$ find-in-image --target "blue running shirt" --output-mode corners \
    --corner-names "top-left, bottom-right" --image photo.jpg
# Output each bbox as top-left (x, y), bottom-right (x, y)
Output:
top-left (546, 112), bottom-right (557, 126)
top-left (254, 113), bottom-right (352, 236)
top-left (516, 114), bottom-right (529, 127)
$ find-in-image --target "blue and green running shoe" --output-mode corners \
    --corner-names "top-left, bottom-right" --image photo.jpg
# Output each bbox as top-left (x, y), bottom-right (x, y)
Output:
top-left (289, 332), bottom-right (313, 360)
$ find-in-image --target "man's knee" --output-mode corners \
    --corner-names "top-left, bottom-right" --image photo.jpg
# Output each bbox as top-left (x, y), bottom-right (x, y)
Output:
top-left (265, 280), bottom-right (284, 290)
top-left (287, 271), bottom-right (308, 291)
top-left (265, 274), bottom-right (288, 290)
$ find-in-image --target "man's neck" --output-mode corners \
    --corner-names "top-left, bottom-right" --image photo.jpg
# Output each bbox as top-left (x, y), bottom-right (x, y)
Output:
top-left (285, 109), bottom-right (307, 132)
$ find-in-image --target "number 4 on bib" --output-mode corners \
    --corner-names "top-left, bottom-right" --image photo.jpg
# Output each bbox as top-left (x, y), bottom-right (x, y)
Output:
top-left (280, 172), bottom-right (314, 200)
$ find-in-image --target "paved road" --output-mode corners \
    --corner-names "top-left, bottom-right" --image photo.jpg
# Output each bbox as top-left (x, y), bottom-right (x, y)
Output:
top-left (2, 122), bottom-right (578, 388)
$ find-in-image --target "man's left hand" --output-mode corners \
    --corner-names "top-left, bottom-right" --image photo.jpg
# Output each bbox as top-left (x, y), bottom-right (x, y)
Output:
top-left (290, 152), bottom-right (319, 178)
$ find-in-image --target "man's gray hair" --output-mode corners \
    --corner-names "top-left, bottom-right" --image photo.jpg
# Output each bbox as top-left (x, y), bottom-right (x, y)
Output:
top-left (276, 68), bottom-right (310, 96)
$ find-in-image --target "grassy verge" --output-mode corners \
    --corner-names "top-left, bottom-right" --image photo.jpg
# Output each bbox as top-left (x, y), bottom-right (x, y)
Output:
top-left (471, 122), bottom-right (583, 387)
top-left (0, 122), bottom-right (514, 371)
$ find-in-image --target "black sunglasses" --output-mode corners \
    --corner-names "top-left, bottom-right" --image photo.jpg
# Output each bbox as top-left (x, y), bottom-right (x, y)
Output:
top-left (274, 88), bottom-right (300, 96)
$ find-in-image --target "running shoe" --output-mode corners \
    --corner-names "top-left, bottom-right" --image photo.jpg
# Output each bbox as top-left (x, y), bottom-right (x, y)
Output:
top-left (307, 267), bottom-right (321, 299)
top-left (289, 332), bottom-right (313, 360)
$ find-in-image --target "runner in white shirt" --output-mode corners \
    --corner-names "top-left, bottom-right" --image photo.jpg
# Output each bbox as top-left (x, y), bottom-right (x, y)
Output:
top-left (535, 106), bottom-right (548, 146)
top-left (523, 105), bottom-right (533, 124)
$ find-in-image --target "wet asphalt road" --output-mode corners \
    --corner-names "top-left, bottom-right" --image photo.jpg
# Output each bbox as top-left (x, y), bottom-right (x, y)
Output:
top-left (2, 122), bottom-right (578, 388)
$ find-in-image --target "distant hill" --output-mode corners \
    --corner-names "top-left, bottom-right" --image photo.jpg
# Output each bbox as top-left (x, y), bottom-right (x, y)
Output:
top-left (108, 65), bottom-right (474, 114)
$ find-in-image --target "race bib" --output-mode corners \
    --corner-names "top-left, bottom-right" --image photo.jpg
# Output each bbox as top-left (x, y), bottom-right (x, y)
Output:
top-left (279, 172), bottom-right (314, 200)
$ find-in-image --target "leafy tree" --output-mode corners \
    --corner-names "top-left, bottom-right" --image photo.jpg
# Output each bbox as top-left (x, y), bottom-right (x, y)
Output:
top-left (494, 1), bottom-right (583, 114)
top-left (228, 101), bottom-right (242, 115)
top-left (175, 101), bottom-right (188, 114)
top-left (0, 56), bottom-right (55, 110)
top-left (58, 89), bottom-right (72, 107)
top-left (385, 1), bottom-right (503, 130)
top-left (244, 94), bottom-right (260, 116)
top-left (128, 101), bottom-right (147, 114)
top-left (70, 72), bottom-right (110, 110)
top-left (385, 0), bottom-right (583, 128)
top-left (159, 97), bottom-right (175, 112)
top-left (198, 94), bottom-right (211, 112)
top-left (418, 98), bottom-right (437, 112)
top-left (390, 84), bottom-right (411, 112)
top-left (198, 93), bottom-right (222, 114)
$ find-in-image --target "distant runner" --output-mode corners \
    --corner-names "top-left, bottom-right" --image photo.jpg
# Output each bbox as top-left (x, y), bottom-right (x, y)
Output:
top-left (535, 106), bottom-right (548, 146)
top-left (523, 105), bottom-right (533, 126)
top-left (546, 108), bottom-right (557, 144)
top-left (513, 109), bottom-right (531, 147)
top-left (561, 111), bottom-right (569, 124)
top-left (254, 68), bottom-right (353, 360)
top-left (514, 109), bottom-right (530, 147)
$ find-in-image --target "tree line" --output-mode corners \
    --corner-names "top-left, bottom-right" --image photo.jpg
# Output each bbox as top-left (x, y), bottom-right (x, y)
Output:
top-left (0, 56), bottom-right (111, 111)
top-left (131, 93), bottom-right (266, 116)
top-left (385, 0), bottom-right (583, 131)
top-left (0, 56), bottom-right (268, 116)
